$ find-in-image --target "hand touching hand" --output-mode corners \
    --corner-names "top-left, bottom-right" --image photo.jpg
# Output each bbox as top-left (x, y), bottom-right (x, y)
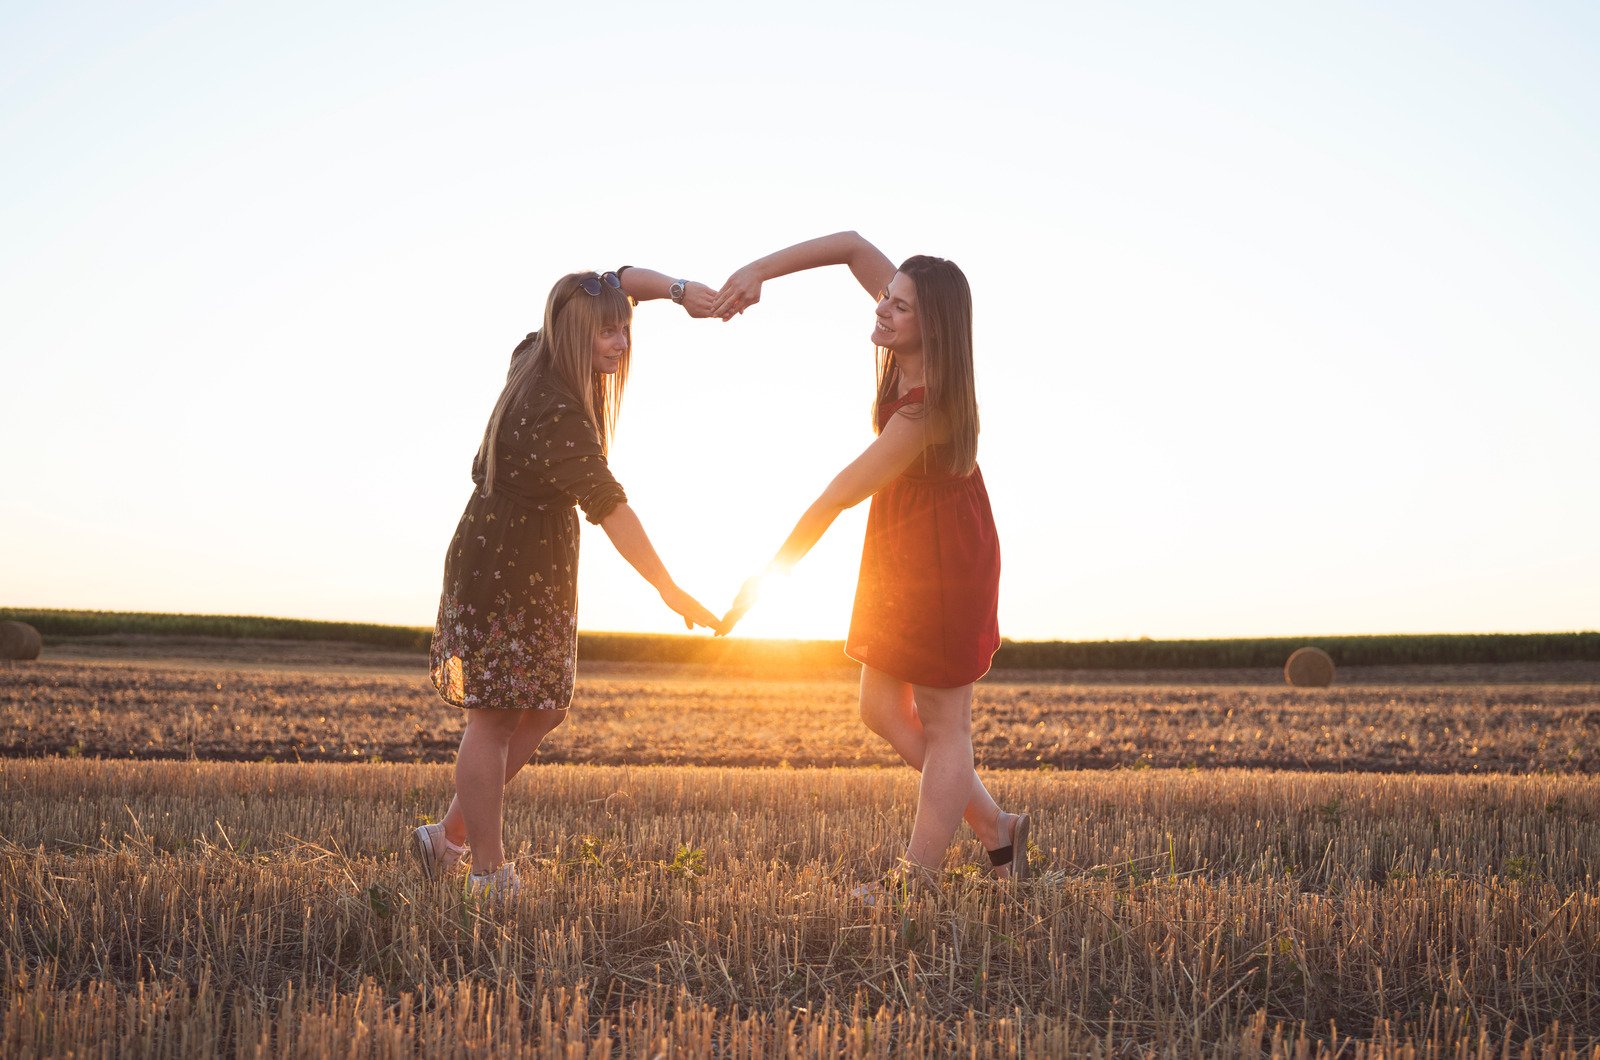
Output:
top-left (710, 266), bottom-right (763, 321)
top-left (716, 573), bottom-right (766, 636)
top-left (660, 584), bottom-right (723, 634)
top-left (681, 281), bottom-right (718, 319)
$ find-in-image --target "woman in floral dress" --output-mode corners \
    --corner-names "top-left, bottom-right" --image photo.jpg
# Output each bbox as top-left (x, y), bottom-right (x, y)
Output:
top-left (413, 267), bottom-right (721, 899)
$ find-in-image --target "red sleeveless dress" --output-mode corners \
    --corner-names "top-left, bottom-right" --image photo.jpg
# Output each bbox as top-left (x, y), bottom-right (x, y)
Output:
top-left (846, 386), bottom-right (1002, 687)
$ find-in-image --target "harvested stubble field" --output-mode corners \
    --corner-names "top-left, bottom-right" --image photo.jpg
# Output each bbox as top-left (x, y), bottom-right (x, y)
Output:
top-left (3, 759), bottom-right (1599, 1056)
top-left (6, 643), bottom-right (1600, 1056)
top-left (4, 654), bottom-right (1599, 774)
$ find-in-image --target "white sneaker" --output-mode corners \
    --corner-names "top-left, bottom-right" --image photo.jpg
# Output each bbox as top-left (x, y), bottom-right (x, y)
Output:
top-left (409, 823), bottom-right (466, 881)
top-left (464, 862), bottom-right (523, 902)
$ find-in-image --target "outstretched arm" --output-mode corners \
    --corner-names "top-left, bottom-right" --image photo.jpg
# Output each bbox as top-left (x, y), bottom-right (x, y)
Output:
top-left (617, 266), bottom-right (718, 318)
top-left (719, 410), bottom-right (937, 633)
top-left (600, 502), bottom-right (722, 632)
top-left (770, 412), bottom-right (930, 569)
top-left (709, 231), bottom-right (895, 320)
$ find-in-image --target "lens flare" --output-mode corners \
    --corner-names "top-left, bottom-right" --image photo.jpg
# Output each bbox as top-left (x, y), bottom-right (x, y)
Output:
top-left (718, 570), bottom-right (777, 636)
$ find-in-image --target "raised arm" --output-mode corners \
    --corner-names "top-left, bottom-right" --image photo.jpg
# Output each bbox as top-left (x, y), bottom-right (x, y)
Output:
top-left (617, 266), bottom-right (718, 318)
top-left (718, 410), bottom-right (937, 633)
top-left (709, 231), bottom-right (896, 320)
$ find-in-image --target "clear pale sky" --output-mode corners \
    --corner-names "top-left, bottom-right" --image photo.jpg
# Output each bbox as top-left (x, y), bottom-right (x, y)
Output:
top-left (3, 2), bottom-right (1596, 641)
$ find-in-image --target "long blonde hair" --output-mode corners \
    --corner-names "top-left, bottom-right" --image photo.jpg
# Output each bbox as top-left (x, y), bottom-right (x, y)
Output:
top-left (873, 255), bottom-right (978, 475)
top-left (477, 272), bottom-right (632, 495)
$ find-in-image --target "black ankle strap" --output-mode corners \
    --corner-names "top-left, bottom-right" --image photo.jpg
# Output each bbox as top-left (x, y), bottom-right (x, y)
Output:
top-left (986, 844), bottom-right (1014, 868)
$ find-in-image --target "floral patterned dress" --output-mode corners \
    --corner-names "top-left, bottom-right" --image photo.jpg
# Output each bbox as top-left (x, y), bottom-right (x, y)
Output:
top-left (429, 368), bottom-right (626, 711)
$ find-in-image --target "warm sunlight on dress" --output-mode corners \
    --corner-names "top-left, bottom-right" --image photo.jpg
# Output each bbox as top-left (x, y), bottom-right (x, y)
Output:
top-left (846, 386), bottom-right (1001, 687)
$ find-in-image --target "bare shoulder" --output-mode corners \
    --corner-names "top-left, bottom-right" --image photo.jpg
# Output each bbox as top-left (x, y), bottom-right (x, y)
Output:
top-left (887, 402), bottom-right (951, 445)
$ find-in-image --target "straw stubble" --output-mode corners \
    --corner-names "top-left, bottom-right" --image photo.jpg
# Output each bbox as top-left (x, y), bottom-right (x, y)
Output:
top-left (2, 759), bottom-right (1598, 1056)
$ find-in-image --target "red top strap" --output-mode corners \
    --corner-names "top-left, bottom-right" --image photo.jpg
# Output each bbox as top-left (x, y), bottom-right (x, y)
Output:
top-left (878, 385), bottom-right (926, 426)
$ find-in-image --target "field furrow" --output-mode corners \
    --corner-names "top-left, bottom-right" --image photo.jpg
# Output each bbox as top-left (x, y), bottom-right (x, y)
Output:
top-left (4, 659), bottom-right (1597, 774)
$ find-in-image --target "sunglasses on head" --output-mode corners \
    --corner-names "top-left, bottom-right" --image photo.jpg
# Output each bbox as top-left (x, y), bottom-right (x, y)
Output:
top-left (577, 271), bottom-right (622, 296)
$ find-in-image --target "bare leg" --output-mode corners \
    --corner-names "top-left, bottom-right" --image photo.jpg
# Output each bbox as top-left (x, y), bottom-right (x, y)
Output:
top-left (453, 707), bottom-right (525, 872)
top-left (441, 708), bottom-right (566, 848)
top-left (858, 666), bottom-right (1016, 856)
top-left (902, 682), bottom-right (985, 869)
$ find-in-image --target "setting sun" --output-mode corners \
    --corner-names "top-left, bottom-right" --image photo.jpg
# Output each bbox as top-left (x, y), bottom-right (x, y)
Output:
top-left (717, 566), bottom-right (836, 642)
top-left (673, 510), bottom-right (871, 643)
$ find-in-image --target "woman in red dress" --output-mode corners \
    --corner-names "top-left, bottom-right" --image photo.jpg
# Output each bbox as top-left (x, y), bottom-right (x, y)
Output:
top-left (711, 232), bottom-right (1029, 883)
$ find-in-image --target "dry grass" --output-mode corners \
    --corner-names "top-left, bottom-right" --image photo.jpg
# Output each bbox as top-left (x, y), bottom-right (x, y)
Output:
top-left (2, 759), bottom-right (1599, 1056)
top-left (6, 651), bottom-right (1600, 1054)
top-left (4, 659), bottom-right (1598, 774)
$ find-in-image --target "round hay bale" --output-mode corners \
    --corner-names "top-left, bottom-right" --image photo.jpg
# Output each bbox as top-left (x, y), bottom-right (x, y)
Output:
top-left (1284, 646), bottom-right (1334, 688)
top-left (0, 621), bottom-right (42, 661)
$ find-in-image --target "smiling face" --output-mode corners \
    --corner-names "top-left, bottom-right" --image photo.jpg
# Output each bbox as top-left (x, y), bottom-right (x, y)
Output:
top-left (871, 272), bottom-right (922, 355)
top-left (590, 318), bottom-right (630, 374)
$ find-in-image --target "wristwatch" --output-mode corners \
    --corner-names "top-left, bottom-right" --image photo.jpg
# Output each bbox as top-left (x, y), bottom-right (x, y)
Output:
top-left (669, 279), bottom-right (687, 305)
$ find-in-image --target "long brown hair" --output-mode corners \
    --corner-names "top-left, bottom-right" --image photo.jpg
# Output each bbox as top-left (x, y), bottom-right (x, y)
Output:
top-left (873, 255), bottom-right (978, 475)
top-left (477, 272), bottom-right (632, 495)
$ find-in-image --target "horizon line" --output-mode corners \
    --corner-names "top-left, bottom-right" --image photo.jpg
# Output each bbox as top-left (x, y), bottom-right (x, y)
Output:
top-left (2, 606), bottom-right (1594, 645)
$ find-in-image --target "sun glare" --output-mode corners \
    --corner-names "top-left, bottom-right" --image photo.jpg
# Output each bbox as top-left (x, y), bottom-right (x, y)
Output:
top-left (619, 506), bottom-right (873, 644)
top-left (685, 522), bottom-right (867, 643)
top-left (724, 570), bottom-right (853, 642)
